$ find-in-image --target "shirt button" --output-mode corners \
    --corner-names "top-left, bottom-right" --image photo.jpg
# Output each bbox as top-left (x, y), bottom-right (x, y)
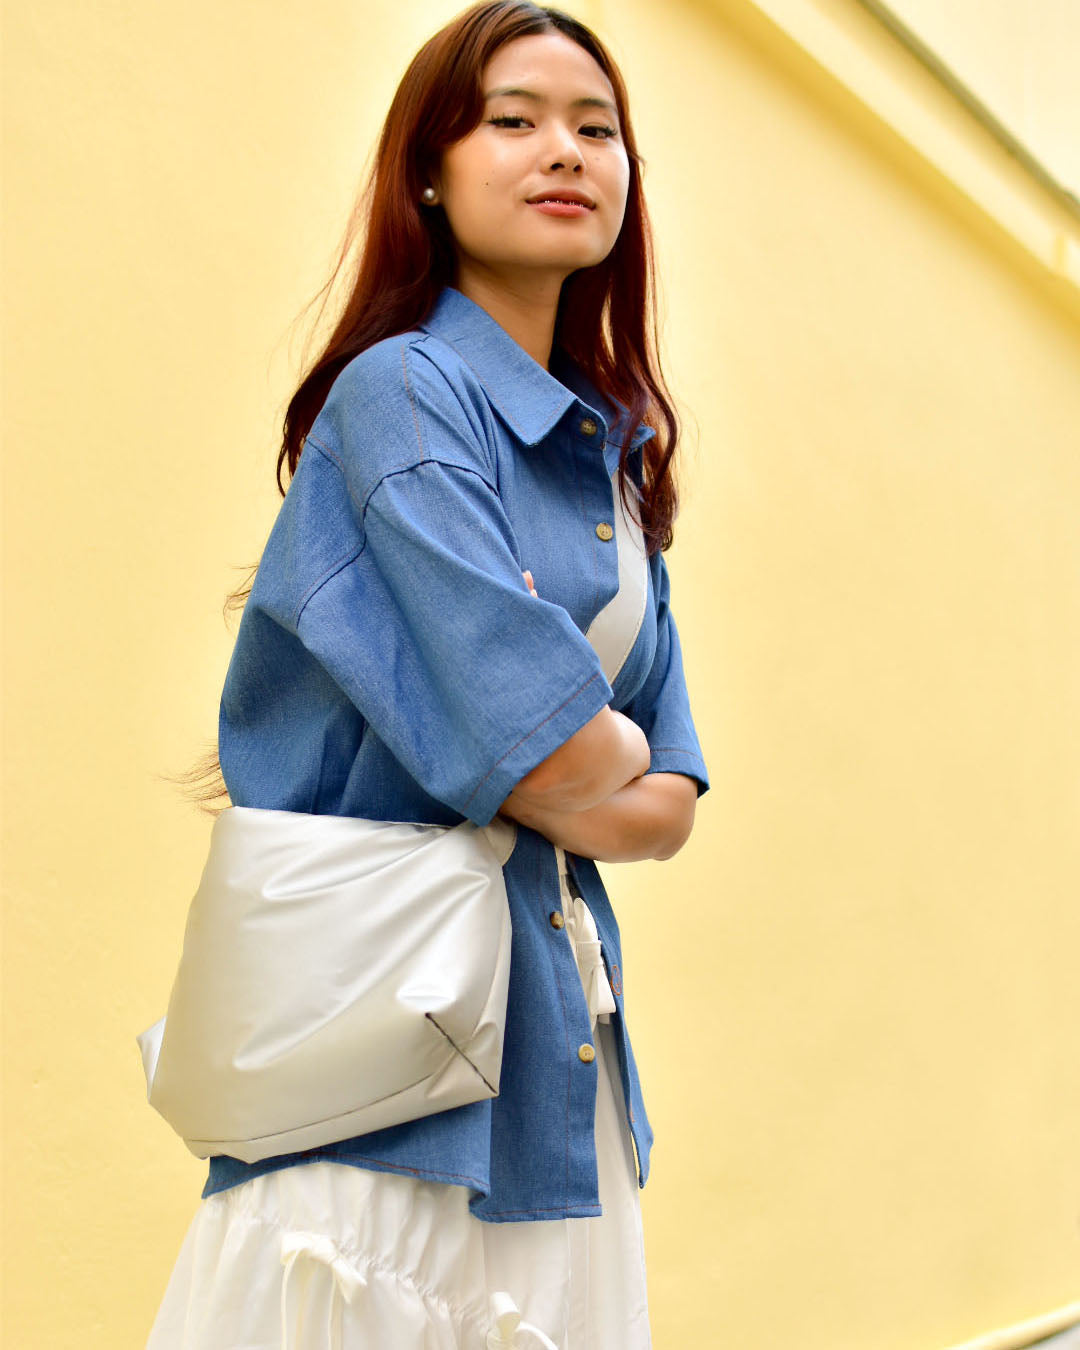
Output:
top-left (595, 521), bottom-right (614, 541)
top-left (579, 416), bottom-right (598, 437)
top-left (578, 1043), bottom-right (596, 1064)
top-left (549, 910), bottom-right (565, 930)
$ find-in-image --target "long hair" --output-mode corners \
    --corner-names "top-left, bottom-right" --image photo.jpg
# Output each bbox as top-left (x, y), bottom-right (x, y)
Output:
top-left (170, 0), bottom-right (684, 813)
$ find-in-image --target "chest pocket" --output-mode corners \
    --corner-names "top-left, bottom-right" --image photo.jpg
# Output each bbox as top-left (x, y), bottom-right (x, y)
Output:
top-left (584, 469), bottom-right (649, 687)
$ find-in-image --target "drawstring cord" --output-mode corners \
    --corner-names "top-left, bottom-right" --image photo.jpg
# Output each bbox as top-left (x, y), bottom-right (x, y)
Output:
top-left (555, 848), bottom-right (616, 1031)
top-left (279, 1230), bottom-right (366, 1350)
top-left (563, 896), bottom-right (617, 1029)
top-left (486, 1291), bottom-right (561, 1349)
top-left (279, 1236), bottom-right (560, 1349)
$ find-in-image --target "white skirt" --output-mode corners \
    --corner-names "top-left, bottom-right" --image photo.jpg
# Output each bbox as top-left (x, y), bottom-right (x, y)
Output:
top-left (144, 848), bottom-right (650, 1350)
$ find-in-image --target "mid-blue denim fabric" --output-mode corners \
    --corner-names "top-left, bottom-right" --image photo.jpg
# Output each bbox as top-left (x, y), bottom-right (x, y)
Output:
top-left (204, 284), bottom-right (710, 1222)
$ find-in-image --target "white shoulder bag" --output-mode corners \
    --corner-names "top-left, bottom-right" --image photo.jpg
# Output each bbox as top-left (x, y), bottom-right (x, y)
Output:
top-left (136, 466), bottom-right (648, 1164)
top-left (136, 809), bottom-right (517, 1161)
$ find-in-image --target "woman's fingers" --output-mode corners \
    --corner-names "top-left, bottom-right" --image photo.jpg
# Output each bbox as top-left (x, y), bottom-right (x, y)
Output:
top-left (522, 569), bottom-right (538, 598)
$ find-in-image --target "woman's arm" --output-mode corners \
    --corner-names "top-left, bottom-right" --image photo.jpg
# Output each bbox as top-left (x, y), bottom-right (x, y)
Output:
top-left (510, 704), bottom-right (651, 813)
top-left (496, 570), bottom-right (699, 861)
top-left (497, 770), bottom-right (698, 863)
top-left (502, 570), bottom-right (651, 813)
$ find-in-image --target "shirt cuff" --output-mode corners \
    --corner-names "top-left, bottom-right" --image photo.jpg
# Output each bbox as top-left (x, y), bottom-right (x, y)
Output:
top-left (461, 669), bottom-right (614, 826)
top-left (642, 748), bottom-right (710, 798)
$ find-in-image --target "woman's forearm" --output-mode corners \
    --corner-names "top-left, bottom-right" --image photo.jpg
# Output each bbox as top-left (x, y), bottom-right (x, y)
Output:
top-left (512, 706), bottom-right (651, 814)
top-left (498, 771), bottom-right (698, 863)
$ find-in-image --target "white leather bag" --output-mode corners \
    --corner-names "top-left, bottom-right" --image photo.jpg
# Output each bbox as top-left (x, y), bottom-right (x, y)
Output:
top-left (135, 808), bottom-right (517, 1162)
top-left (136, 464), bottom-right (648, 1164)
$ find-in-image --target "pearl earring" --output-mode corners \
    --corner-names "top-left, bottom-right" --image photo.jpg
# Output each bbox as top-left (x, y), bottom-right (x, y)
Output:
top-left (421, 187), bottom-right (437, 204)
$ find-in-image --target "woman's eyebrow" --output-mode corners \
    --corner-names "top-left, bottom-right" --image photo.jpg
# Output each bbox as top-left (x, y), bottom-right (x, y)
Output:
top-left (483, 85), bottom-right (618, 116)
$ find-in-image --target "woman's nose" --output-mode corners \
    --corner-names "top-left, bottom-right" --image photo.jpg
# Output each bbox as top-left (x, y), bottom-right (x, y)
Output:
top-left (541, 124), bottom-right (585, 171)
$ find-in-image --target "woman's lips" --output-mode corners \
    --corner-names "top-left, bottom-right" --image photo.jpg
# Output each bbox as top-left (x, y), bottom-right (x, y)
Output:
top-left (527, 200), bottom-right (593, 217)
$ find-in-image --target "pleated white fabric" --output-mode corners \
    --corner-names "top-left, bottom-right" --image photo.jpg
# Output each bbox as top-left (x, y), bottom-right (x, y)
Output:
top-left (144, 853), bottom-right (651, 1350)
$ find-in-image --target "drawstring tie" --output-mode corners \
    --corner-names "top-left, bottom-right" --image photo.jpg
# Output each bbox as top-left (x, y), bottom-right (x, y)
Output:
top-left (280, 1236), bottom-right (560, 1349)
top-left (562, 893), bottom-right (617, 1029)
top-left (486, 1290), bottom-right (560, 1349)
top-left (556, 846), bottom-right (617, 1031)
top-left (280, 1230), bottom-right (366, 1350)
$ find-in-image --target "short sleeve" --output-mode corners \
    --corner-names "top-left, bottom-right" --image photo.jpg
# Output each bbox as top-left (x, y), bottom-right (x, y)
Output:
top-left (292, 343), bottom-right (616, 827)
top-left (621, 551), bottom-right (710, 797)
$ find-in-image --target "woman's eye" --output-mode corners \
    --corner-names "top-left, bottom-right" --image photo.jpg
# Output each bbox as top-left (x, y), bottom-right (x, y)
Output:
top-left (487, 115), bottom-right (618, 139)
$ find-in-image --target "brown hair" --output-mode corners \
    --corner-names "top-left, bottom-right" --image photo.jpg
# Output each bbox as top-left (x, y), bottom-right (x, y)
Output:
top-left (170, 0), bottom-right (684, 814)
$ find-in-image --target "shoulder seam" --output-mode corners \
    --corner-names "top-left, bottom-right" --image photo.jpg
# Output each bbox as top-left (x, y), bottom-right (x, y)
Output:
top-left (303, 435), bottom-right (365, 518)
top-left (293, 538), bottom-right (364, 630)
top-left (293, 458), bottom-right (502, 628)
top-left (399, 336), bottom-right (428, 464)
top-left (310, 335), bottom-right (495, 498)
top-left (367, 457), bottom-right (499, 500)
top-left (304, 438), bottom-right (500, 520)
top-left (407, 338), bottom-right (501, 486)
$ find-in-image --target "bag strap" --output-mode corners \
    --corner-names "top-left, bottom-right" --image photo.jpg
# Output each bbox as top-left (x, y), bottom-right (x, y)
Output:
top-left (583, 469), bottom-right (648, 687)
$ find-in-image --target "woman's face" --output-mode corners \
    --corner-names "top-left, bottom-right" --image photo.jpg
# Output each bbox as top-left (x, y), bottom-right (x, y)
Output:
top-left (431, 32), bottom-right (630, 290)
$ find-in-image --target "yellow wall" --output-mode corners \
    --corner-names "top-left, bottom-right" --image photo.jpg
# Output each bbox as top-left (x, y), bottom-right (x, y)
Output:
top-left (4, 1), bottom-right (1080, 1346)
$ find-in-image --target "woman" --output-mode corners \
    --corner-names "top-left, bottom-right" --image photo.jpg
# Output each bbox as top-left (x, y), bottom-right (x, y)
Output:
top-left (148, 2), bottom-right (709, 1346)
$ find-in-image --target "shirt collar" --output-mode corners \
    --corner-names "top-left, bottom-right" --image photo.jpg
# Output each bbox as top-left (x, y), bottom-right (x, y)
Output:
top-left (418, 286), bottom-right (657, 463)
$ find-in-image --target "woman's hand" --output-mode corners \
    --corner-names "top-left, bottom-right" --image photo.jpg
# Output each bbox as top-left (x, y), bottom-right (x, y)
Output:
top-left (523, 568), bottom-right (538, 597)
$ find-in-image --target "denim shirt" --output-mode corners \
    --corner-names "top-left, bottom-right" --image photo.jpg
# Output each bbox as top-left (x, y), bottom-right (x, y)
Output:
top-left (204, 284), bottom-right (710, 1222)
